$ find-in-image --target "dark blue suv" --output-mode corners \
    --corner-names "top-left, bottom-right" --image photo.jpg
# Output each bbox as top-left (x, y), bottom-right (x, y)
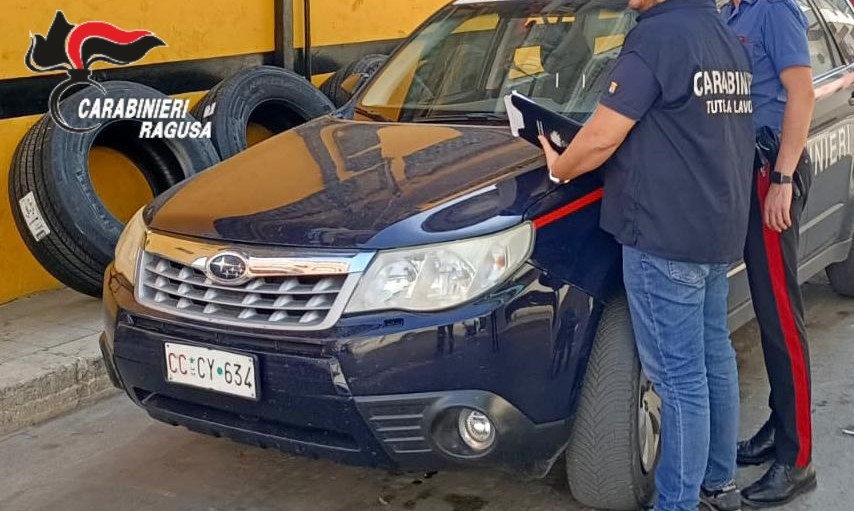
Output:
top-left (100, 1), bottom-right (854, 509)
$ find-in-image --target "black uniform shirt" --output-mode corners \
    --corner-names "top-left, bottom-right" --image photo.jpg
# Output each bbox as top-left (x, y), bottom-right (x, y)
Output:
top-left (598, 0), bottom-right (755, 264)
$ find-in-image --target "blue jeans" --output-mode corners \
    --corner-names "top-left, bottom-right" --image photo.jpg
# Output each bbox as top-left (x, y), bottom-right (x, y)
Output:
top-left (623, 246), bottom-right (740, 511)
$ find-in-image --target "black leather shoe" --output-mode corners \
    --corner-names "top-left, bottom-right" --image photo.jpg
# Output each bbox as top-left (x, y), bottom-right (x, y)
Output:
top-left (737, 420), bottom-right (775, 466)
top-left (742, 462), bottom-right (817, 508)
top-left (701, 481), bottom-right (742, 511)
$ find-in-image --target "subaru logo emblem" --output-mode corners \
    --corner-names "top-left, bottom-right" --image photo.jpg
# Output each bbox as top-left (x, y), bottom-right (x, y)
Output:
top-left (206, 252), bottom-right (249, 285)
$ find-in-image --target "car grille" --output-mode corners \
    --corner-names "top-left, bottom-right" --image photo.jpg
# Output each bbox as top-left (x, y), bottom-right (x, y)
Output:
top-left (137, 252), bottom-right (356, 330)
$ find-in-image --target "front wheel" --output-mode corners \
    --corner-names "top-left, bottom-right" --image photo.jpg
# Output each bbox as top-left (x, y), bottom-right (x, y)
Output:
top-left (566, 296), bottom-right (659, 510)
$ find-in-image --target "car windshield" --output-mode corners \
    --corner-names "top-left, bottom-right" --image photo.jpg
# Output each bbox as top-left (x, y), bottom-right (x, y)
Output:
top-left (356, 0), bottom-right (636, 124)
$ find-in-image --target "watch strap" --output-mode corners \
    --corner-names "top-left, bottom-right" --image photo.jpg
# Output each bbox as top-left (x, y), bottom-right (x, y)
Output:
top-left (771, 171), bottom-right (793, 185)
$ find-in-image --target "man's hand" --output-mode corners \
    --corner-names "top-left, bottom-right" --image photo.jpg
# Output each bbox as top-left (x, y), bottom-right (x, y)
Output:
top-left (539, 135), bottom-right (566, 184)
top-left (536, 105), bottom-right (637, 185)
top-left (764, 183), bottom-right (794, 233)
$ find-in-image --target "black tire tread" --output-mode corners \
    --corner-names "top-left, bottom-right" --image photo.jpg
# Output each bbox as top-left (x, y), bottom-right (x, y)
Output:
top-left (8, 81), bottom-right (220, 297)
top-left (192, 66), bottom-right (334, 159)
top-left (566, 296), bottom-right (652, 511)
top-left (320, 54), bottom-right (388, 107)
top-left (189, 83), bottom-right (221, 130)
top-left (319, 68), bottom-right (351, 108)
top-left (9, 117), bottom-right (104, 296)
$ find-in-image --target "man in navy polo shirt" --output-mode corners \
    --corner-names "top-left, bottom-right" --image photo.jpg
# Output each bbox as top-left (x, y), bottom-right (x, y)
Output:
top-left (540, 0), bottom-right (754, 509)
top-left (721, 0), bottom-right (817, 507)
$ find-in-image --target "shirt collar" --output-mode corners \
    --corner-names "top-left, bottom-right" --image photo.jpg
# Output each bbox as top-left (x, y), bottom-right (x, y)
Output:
top-left (722, 0), bottom-right (757, 19)
top-left (638, 0), bottom-right (718, 20)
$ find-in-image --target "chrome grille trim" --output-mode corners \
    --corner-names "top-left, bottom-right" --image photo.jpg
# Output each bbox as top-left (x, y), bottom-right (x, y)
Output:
top-left (136, 232), bottom-right (373, 331)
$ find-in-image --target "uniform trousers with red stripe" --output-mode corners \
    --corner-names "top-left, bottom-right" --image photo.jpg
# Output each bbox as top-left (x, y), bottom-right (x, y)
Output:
top-left (743, 156), bottom-right (813, 469)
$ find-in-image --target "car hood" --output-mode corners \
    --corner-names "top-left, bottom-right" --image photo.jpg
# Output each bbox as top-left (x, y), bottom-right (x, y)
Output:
top-left (147, 116), bottom-right (552, 249)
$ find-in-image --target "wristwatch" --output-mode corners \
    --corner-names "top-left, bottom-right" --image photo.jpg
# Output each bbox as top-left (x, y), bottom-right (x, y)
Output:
top-left (771, 171), bottom-right (793, 185)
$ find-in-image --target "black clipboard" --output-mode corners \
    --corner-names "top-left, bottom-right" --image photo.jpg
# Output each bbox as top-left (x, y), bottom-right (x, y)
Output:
top-left (504, 91), bottom-right (584, 153)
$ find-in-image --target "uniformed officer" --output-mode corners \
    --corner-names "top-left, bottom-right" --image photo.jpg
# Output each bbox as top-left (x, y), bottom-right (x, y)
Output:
top-left (539, 0), bottom-right (754, 509)
top-left (721, 0), bottom-right (817, 507)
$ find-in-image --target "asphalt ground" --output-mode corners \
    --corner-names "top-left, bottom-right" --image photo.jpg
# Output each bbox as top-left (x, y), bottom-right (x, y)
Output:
top-left (0, 277), bottom-right (851, 511)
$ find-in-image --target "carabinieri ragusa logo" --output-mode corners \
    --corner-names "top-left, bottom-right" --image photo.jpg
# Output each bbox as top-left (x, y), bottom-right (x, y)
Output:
top-left (25, 11), bottom-right (165, 133)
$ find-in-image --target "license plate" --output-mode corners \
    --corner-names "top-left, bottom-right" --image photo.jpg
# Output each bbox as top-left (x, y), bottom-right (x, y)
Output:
top-left (164, 342), bottom-right (258, 399)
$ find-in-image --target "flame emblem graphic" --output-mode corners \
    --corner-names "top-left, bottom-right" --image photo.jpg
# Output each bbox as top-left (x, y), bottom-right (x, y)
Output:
top-left (26, 11), bottom-right (165, 132)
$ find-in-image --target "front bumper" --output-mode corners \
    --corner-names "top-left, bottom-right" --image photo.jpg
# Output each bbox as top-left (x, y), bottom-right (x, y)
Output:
top-left (102, 264), bottom-right (596, 477)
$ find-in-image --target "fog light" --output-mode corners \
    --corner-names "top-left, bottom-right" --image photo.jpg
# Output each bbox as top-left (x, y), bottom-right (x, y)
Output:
top-left (458, 409), bottom-right (495, 451)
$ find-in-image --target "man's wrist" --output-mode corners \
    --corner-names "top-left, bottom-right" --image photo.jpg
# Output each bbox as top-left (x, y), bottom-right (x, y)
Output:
top-left (550, 169), bottom-right (569, 184)
top-left (771, 171), bottom-right (794, 185)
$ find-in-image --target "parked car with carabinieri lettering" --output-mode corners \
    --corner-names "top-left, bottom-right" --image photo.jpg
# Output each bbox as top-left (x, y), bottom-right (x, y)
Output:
top-left (100, 1), bottom-right (854, 509)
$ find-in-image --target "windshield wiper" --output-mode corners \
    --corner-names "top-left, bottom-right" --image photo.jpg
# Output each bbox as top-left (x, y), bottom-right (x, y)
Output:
top-left (412, 113), bottom-right (508, 125)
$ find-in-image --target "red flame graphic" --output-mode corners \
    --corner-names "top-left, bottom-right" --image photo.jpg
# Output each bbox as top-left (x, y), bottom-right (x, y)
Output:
top-left (66, 22), bottom-right (154, 69)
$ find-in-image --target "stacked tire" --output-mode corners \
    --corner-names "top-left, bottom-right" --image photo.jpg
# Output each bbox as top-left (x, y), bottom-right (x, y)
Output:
top-left (9, 61), bottom-right (382, 298)
top-left (9, 81), bottom-right (220, 297)
top-left (192, 66), bottom-right (335, 160)
top-left (320, 54), bottom-right (389, 108)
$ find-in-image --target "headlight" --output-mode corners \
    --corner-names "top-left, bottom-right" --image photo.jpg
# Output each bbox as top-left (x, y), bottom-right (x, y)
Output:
top-left (346, 223), bottom-right (533, 313)
top-left (114, 208), bottom-right (147, 285)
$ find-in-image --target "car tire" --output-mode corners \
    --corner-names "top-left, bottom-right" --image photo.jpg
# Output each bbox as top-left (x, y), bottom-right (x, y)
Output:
top-left (8, 81), bottom-right (220, 297)
top-left (827, 243), bottom-right (854, 297)
top-left (320, 54), bottom-right (388, 108)
top-left (192, 66), bottom-right (334, 160)
top-left (565, 296), bottom-right (658, 511)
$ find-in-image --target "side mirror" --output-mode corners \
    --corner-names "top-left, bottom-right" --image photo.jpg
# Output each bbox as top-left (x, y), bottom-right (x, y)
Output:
top-left (340, 72), bottom-right (369, 96)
